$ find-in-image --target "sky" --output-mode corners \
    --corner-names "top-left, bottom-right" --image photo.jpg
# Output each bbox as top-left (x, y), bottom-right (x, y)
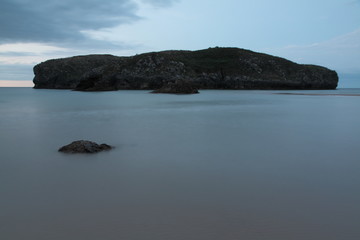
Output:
top-left (0, 0), bottom-right (359, 87)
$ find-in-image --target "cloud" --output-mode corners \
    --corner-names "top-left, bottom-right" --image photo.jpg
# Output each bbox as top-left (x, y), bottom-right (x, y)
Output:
top-left (0, 42), bottom-right (79, 65)
top-left (141, 0), bottom-right (179, 7)
top-left (264, 29), bottom-right (360, 74)
top-left (0, 43), bottom-right (70, 55)
top-left (0, 0), bottom-right (179, 81)
top-left (0, 0), bottom-right (179, 44)
top-left (0, 0), bottom-right (141, 43)
top-left (0, 0), bottom-right (181, 69)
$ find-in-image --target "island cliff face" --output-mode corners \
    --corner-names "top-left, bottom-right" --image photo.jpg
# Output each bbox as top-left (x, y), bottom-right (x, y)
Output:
top-left (33, 47), bottom-right (338, 91)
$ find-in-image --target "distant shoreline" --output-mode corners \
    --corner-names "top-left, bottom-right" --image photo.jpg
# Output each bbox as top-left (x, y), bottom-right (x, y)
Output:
top-left (274, 93), bottom-right (360, 96)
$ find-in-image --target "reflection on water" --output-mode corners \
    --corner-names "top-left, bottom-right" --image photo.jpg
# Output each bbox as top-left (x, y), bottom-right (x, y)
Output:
top-left (1, 88), bottom-right (360, 240)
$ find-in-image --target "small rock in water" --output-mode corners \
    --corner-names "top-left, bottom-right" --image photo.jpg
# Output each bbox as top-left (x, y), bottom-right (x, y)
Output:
top-left (58, 140), bottom-right (112, 153)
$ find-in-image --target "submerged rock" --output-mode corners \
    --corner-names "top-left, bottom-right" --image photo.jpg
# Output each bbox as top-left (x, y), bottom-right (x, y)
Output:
top-left (58, 140), bottom-right (112, 154)
top-left (33, 47), bottom-right (339, 91)
top-left (151, 80), bottom-right (199, 94)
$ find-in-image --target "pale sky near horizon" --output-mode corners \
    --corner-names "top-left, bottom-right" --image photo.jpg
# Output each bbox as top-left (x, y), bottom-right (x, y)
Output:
top-left (0, 0), bottom-right (359, 87)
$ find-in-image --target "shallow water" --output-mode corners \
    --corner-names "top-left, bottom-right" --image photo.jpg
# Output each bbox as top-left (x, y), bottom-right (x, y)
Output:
top-left (1, 88), bottom-right (360, 240)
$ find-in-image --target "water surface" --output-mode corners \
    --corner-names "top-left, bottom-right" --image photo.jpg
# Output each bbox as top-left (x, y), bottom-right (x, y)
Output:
top-left (1, 88), bottom-right (360, 240)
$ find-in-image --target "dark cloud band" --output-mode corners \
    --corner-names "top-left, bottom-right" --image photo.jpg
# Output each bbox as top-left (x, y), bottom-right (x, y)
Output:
top-left (0, 0), bottom-right (166, 43)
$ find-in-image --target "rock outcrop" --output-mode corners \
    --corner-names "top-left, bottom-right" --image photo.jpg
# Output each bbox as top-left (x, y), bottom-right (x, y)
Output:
top-left (33, 47), bottom-right (338, 91)
top-left (58, 140), bottom-right (112, 154)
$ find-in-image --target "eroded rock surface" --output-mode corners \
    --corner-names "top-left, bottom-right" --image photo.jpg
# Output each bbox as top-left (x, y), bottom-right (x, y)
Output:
top-left (58, 140), bottom-right (112, 154)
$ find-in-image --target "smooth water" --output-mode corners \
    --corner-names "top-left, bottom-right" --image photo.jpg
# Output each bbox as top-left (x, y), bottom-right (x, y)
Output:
top-left (1, 88), bottom-right (360, 240)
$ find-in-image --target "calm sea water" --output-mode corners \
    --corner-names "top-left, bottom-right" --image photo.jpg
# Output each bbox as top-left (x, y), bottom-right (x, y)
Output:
top-left (1, 88), bottom-right (360, 240)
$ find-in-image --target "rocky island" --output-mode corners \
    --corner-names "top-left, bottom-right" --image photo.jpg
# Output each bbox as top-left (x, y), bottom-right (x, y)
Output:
top-left (33, 47), bottom-right (338, 91)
